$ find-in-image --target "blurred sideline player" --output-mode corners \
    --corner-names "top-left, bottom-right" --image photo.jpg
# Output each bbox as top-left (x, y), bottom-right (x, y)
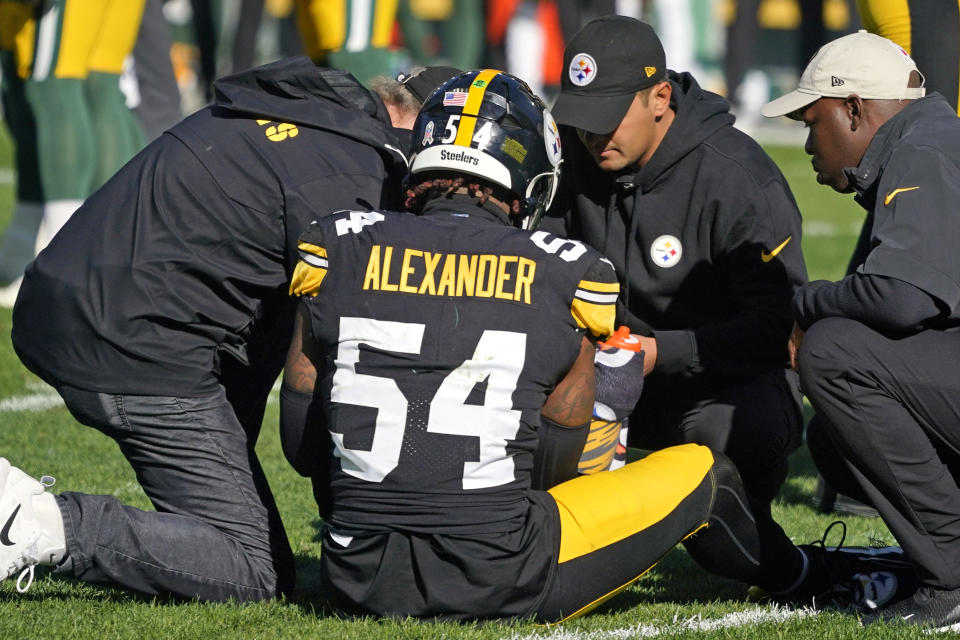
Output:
top-left (131, 0), bottom-right (183, 142)
top-left (0, 0), bottom-right (147, 305)
top-left (857, 0), bottom-right (960, 114)
top-left (279, 69), bottom-right (914, 620)
top-left (295, 0), bottom-right (406, 84)
top-left (396, 0), bottom-right (484, 71)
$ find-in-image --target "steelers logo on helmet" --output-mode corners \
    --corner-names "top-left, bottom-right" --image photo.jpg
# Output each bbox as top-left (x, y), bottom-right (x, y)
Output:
top-left (409, 69), bottom-right (562, 230)
top-left (543, 110), bottom-right (562, 167)
top-left (569, 53), bottom-right (597, 87)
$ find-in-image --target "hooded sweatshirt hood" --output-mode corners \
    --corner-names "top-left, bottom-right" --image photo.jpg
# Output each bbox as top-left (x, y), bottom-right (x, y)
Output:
top-left (631, 71), bottom-right (734, 190)
top-left (213, 56), bottom-right (405, 158)
top-left (610, 71), bottom-right (737, 323)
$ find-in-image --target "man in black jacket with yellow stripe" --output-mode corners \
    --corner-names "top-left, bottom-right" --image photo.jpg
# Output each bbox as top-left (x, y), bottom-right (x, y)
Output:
top-left (0, 58), bottom-right (455, 602)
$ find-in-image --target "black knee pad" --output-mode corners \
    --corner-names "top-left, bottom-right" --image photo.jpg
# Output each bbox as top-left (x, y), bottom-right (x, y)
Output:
top-left (683, 451), bottom-right (764, 584)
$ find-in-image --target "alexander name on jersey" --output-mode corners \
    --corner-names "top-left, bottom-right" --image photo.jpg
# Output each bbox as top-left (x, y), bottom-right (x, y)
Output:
top-left (289, 209), bottom-right (619, 339)
top-left (361, 244), bottom-right (536, 302)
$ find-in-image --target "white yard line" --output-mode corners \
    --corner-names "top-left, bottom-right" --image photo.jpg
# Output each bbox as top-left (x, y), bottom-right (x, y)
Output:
top-left (803, 221), bottom-right (838, 237)
top-left (0, 381), bottom-right (62, 412)
top-left (0, 392), bottom-right (63, 412)
top-left (503, 606), bottom-right (815, 640)
top-left (803, 221), bottom-right (866, 237)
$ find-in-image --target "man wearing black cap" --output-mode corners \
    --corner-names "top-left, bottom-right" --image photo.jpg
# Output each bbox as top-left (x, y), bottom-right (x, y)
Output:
top-left (543, 15), bottom-right (808, 588)
top-left (0, 58), bottom-right (458, 603)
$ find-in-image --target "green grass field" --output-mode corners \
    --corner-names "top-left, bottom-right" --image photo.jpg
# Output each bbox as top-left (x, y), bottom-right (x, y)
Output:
top-left (0, 129), bottom-right (939, 639)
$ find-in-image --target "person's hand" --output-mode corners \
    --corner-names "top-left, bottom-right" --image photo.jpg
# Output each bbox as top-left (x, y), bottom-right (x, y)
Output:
top-left (788, 324), bottom-right (804, 370)
top-left (637, 335), bottom-right (657, 376)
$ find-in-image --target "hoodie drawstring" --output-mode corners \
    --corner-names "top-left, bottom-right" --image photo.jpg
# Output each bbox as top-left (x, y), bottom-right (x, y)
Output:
top-left (614, 175), bottom-right (640, 318)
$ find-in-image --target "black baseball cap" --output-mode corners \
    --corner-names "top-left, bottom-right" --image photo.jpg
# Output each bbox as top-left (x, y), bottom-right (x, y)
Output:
top-left (396, 65), bottom-right (463, 104)
top-left (552, 15), bottom-right (666, 134)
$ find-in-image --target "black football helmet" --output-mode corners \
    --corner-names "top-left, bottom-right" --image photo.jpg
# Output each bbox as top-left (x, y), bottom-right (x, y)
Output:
top-left (409, 69), bottom-right (562, 230)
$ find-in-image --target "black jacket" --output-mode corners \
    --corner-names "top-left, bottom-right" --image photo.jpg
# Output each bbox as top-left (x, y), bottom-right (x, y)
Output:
top-left (545, 71), bottom-right (807, 380)
top-left (793, 93), bottom-right (960, 332)
top-left (13, 57), bottom-right (408, 396)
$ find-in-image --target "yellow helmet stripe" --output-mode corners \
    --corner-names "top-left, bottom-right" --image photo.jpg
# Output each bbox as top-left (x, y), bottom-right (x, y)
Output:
top-left (453, 68), bottom-right (499, 147)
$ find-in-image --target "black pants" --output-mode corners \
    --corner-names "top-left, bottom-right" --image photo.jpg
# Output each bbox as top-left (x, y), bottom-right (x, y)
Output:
top-left (628, 366), bottom-right (804, 590)
top-left (39, 307), bottom-right (296, 601)
top-left (801, 317), bottom-right (960, 589)
top-left (322, 446), bottom-right (796, 621)
top-left (56, 384), bottom-right (294, 602)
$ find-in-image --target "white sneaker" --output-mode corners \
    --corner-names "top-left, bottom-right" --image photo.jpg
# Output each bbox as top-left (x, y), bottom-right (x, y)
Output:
top-left (0, 276), bottom-right (22, 309)
top-left (0, 458), bottom-right (66, 592)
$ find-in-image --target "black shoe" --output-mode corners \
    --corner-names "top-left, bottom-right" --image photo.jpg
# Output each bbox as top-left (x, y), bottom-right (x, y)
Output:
top-left (861, 585), bottom-right (960, 630)
top-left (790, 521), bottom-right (917, 611)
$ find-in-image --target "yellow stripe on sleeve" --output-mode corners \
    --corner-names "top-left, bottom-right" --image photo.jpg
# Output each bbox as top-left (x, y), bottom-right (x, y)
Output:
top-left (571, 298), bottom-right (615, 339)
top-left (290, 261), bottom-right (327, 297)
top-left (290, 242), bottom-right (329, 296)
top-left (571, 275), bottom-right (618, 338)
top-left (298, 242), bottom-right (327, 258)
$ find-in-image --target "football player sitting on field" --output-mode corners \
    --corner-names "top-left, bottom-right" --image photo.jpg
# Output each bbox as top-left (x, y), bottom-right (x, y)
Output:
top-left (278, 69), bottom-right (913, 621)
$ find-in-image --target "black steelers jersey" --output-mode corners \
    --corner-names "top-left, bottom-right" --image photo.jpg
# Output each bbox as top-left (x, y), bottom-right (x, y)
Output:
top-left (291, 201), bottom-right (617, 534)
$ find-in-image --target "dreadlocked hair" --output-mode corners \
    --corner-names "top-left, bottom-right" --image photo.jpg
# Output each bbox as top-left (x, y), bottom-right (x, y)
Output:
top-left (404, 174), bottom-right (522, 216)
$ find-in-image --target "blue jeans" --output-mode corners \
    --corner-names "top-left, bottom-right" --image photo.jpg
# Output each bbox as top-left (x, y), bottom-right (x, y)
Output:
top-left (54, 385), bottom-right (294, 602)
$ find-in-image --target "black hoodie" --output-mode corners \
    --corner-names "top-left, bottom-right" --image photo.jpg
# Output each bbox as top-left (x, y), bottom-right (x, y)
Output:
top-left (546, 71), bottom-right (807, 380)
top-left (14, 57), bottom-right (409, 396)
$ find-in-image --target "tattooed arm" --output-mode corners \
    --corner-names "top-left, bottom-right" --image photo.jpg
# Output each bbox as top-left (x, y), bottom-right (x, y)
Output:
top-left (542, 336), bottom-right (596, 426)
top-left (283, 304), bottom-right (320, 394)
top-left (280, 304), bottom-right (332, 501)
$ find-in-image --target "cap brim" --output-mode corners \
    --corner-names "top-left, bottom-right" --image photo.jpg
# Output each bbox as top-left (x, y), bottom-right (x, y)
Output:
top-left (552, 92), bottom-right (636, 134)
top-left (760, 89), bottom-right (821, 119)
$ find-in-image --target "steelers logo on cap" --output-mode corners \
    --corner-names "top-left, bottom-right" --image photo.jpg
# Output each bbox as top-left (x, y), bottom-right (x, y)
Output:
top-left (569, 53), bottom-right (597, 87)
top-left (650, 235), bottom-right (682, 268)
